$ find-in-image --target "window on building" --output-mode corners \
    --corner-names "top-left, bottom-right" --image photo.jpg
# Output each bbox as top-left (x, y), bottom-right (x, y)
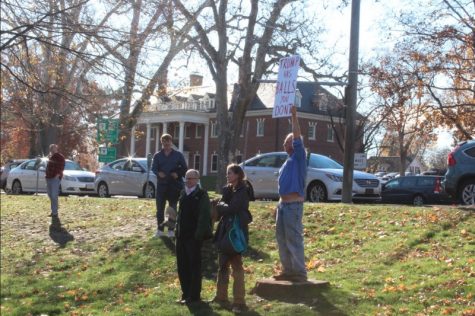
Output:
top-left (194, 154), bottom-right (200, 171)
top-left (295, 89), bottom-right (302, 107)
top-left (211, 121), bottom-right (218, 138)
top-left (319, 93), bottom-right (328, 112)
top-left (287, 119), bottom-right (292, 133)
top-left (308, 122), bottom-right (316, 140)
top-left (256, 118), bottom-right (265, 137)
top-left (327, 124), bottom-right (334, 142)
top-left (151, 127), bottom-right (156, 141)
top-left (173, 125), bottom-right (179, 140)
top-left (195, 125), bottom-right (202, 138)
top-left (185, 124), bottom-right (191, 138)
top-left (235, 150), bottom-right (243, 164)
top-left (211, 154), bottom-right (218, 172)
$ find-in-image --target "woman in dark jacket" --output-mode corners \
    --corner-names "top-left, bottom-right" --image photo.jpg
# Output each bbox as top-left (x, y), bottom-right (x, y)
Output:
top-left (211, 164), bottom-right (252, 314)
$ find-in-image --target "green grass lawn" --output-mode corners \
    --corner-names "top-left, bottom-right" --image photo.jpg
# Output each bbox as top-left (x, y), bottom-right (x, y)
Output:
top-left (1, 194), bottom-right (474, 315)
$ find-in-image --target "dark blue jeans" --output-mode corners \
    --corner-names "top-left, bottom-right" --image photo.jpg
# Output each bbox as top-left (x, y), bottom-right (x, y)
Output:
top-left (155, 184), bottom-right (181, 230)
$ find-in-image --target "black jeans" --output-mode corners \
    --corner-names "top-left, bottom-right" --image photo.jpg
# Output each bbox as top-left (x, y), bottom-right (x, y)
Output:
top-left (155, 184), bottom-right (181, 230)
top-left (176, 238), bottom-right (203, 301)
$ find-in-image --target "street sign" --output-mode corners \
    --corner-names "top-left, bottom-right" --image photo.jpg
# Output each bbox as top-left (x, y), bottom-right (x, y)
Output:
top-left (354, 153), bottom-right (367, 170)
top-left (97, 118), bottom-right (119, 144)
top-left (273, 54), bottom-right (301, 118)
top-left (98, 146), bottom-right (117, 163)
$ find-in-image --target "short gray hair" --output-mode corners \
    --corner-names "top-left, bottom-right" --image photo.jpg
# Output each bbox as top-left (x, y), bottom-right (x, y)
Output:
top-left (185, 169), bottom-right (200, 178)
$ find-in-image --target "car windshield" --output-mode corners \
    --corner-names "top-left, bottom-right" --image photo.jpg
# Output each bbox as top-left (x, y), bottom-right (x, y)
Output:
top-left (308, 154), bottom-right (343, 169)
top-left (65, 161), bottom-right (83, 171)
top-left (136, 159), bottom-right (148, 170)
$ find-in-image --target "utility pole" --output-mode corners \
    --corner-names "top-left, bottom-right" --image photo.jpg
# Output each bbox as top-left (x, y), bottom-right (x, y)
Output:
top-left (342, 0), bottom-right (361, 203)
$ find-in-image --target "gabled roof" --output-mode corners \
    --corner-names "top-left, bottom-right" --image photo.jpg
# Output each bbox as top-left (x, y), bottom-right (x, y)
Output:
top-left (148, 81), bottom-right (357, 119)
top-left (249, 81), bottom-right (345, 117)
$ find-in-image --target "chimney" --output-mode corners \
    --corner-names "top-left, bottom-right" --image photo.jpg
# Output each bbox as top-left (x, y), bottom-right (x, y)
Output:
top-left (190, 73), bottom-right (203, 87)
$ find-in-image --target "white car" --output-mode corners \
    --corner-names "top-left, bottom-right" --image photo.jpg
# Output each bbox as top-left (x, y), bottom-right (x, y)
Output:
top-left (6, 159), bottom-right (95, 195)
top-left (242, 152), bottom-right (381, 202)
top-left (94, 158), bottom-right (157, 198)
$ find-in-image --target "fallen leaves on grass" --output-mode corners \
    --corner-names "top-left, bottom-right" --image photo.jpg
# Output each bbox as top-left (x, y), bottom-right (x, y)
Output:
top-left (263, 304), bottom-right (273, 311)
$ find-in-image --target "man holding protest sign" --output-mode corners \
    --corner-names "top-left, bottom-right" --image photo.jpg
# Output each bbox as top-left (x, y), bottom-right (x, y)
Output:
top-left (271, 54), bottom-right (308, 282)
top-left (273, 105), bottom-right (308, 282)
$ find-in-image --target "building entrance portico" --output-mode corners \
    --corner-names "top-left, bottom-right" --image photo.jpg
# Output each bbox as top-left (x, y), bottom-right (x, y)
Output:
top-left (132, 111), bottom-right (211, 175)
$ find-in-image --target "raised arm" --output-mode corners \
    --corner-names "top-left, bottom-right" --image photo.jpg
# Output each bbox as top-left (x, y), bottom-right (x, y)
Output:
top-left (291, 105), bottom-right (301, 139)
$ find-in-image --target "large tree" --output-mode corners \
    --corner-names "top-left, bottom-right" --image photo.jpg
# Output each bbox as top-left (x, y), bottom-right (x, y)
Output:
top-left (369, 47), bottom-right (437, 175)
top-left (1, 0), bottom-right (114, 157)
top-left (174, 0), bottom-right (338, 189)
top-left (82, 0), bottom-right (205, 156)
top-left (398, 0), bottom-right (475, 140)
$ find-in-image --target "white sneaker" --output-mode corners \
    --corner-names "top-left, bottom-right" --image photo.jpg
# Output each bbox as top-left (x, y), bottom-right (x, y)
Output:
top-left (167, 230), bottom-right (175, 238)
top-left (154, 230), bottom-right (165, 238)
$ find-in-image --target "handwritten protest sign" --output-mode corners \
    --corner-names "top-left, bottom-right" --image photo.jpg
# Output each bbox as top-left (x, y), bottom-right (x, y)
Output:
top-left (272, 54), bottom-right (300, 118)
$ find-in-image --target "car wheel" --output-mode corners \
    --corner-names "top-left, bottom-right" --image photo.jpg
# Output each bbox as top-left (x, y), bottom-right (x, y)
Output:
top-left (143, 182), bottom-right (155, 198)
top-left (98, 182), bottom-right (110, 198)
top-left (459, 179), bottom-right (475, 206)
top-left (412, 194), bottom-right (425, 206)
top-left (307, 181), bottom-right (327, 202)
top-left (59, 185), bottom-right (66, 196)
top-left (12, 180), bottom-right (23, 195)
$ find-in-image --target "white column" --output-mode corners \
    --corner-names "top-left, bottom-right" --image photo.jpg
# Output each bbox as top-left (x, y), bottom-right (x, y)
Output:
top-left (145, 123), bottom-right (151, 157)
top-left (130, 126), bottom-right (136, 155)
top-left (203, 123), bottom-right (209, 176)
top-left (163, 122), bottom-right (168, 136)
top-left (155, 124), bottom-right (160, 152)
top-left (178, 121), bottom-right (185, 153)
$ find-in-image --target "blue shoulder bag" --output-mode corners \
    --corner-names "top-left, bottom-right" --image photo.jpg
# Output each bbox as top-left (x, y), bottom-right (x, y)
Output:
top-left (218, 214), bottom-right (247, 255)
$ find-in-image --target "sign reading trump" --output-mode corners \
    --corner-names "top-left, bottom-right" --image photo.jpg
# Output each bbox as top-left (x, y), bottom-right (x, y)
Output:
top-left (272, 54), bottom-right (301, 118)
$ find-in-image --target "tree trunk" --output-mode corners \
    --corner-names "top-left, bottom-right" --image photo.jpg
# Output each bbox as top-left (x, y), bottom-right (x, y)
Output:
top-left (399, 133), bottom-right (407, 176)
top-left (215, 67), bottom-right (230, 191)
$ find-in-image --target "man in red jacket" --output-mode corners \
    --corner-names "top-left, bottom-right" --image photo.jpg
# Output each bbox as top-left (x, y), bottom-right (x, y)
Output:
top-left (46, 144), bottom-right (65, 217)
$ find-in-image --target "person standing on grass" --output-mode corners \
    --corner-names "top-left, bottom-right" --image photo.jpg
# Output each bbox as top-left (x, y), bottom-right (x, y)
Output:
top-left (175, 169), bottom-right (212, 305)
top-left (151, 133), bottom-right (187, 238)
top-left (211, 164), bottom-right (253, 314)
top-left (273, 105), bottom-right (308, 283)
top-left (45, 144), bottom-right (65, 218)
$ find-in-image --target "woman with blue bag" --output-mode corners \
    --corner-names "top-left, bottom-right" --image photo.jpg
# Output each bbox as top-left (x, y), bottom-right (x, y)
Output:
top-left (211, 164), bottom-right (253, 314)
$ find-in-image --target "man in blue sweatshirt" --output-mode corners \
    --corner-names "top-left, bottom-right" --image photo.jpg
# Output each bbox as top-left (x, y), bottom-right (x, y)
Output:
top-left (274, 105), bottom-right (308, 282)
top-left (151, 133), bottom-right (187, 237)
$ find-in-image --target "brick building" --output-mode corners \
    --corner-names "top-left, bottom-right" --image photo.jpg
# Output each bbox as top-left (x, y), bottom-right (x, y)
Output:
top-left (132, 75), bottom-right (361, 175)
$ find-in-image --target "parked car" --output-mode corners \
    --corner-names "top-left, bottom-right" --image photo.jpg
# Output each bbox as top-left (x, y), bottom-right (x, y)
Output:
top-left (94, 158), bottom-right (156, 198)
top-left (443, 140), bottom-right (475, 205)
top-left (379, 172), bottom-right (398, 185)
top-left (394, 171), bottom-right (415, 177)
top-left (374, 171), bottom-right (387, 178)
top-left (381, 176), bottom-right (450, 206)
top-left (1, 159), bottom-right (27, 191)
top-left (421, 169), bottom-right (447, 176)
top-left (6, 159), bottom-right (95, 195)
top-left (242, 152), bottom-right (381, 202)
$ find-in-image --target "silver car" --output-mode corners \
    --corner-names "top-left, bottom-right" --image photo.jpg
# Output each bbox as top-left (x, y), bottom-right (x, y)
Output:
top-left (1, 159), bottom-right (27, 191)
top-left (94, 158), bottom-right (156, 198)
top-left (6, 159), bottom-right (95, 195)
top-left (242, 152), bottom-right (381, 202)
